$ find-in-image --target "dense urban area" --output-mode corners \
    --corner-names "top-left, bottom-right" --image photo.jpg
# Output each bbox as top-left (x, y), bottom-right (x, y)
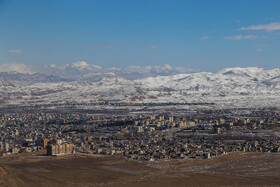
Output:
top-left (1, 105), bottom-right (280, 161)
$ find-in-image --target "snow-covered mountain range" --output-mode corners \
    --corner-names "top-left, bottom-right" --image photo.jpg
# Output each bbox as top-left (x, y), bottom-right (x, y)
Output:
top-left (0, 67), bottom-right (280, 109)
top-left (0, 62), bottom-right (196, 81)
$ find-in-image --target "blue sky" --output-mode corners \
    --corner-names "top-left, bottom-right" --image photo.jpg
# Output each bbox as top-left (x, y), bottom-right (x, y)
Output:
top-left (0, 0), bottom-right (280, 71)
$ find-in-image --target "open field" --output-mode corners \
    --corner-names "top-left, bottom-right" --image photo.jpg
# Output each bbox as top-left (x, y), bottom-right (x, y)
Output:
top-left (0, 152), bottom-right (279, 187)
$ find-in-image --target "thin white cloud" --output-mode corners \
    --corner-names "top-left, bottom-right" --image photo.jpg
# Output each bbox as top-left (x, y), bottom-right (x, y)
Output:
top-left (152, 64), bottom-right (173, 73)
top-left (200, 36), bottom-right (212, 40)
top-left (125, 65), bottom-right (152, 74)
top-left (175, 67), bottom-right (197, 73)
top-left (9, 49), bottom-right (22, 53)
top-left (0, 63), bottom-right (34, 73)
top-left (224, 35), bottom-right (261, 40)
top-left (69, 61), bottom-right (102, 70)
top-left (256, 48), bottom-right (262, 52)
top-left (238, 22), bottom-right (280, 32)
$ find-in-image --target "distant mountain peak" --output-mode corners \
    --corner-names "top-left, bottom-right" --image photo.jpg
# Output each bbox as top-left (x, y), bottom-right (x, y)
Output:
top-left (0, 71), bottom-right (71, 84)
top-left (218, 67), bottom-right (265, 74)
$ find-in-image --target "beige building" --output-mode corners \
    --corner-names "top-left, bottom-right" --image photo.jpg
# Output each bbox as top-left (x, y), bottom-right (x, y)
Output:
top-left (47, 143), bottom-right (74, 155)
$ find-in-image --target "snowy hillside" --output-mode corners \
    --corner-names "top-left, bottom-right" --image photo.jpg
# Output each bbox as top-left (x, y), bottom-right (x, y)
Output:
top-left (0, 67), bottom-right (280, 108)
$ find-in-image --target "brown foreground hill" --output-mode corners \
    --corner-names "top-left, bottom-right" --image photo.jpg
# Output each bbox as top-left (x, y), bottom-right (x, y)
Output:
top-left (0, 152), bottom-right (279, 187)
